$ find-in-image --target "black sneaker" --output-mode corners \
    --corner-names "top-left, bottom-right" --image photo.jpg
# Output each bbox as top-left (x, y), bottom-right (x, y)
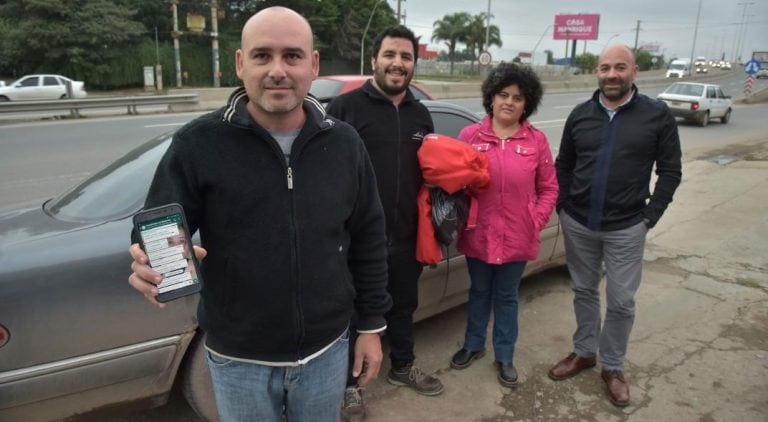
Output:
top-left (497, 362), bottom-right (518, 388)
top-left (340, 386), bottom-right (366, 422)
top-left (387, 365), bottom-right (444, 396)
top-left (450, 348), bottom-right (486, 369)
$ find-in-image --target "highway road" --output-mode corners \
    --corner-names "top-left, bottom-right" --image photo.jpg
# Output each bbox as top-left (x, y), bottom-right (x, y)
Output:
top-left (1, 70), bottom-right (766, 209)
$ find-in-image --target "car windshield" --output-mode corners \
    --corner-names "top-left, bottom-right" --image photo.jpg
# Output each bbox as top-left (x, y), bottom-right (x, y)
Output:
top-left (670, 63), bottom-right (686, 70)
top-left (666, 83), bottom-right (704, 96)
top-left (44, 134), bottom-right (172, 223)
top-left (309, 79), bottom-right (344, 101)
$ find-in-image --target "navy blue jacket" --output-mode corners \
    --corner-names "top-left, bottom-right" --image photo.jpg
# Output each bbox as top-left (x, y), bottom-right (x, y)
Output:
top-left (556, 87), bottom-right (682, 231)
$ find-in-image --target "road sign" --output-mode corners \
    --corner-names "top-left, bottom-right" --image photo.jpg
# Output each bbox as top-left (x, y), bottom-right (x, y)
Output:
top-left (744, 75), bottom-right (754, 96)
top-left (478, 51), bottom-right (492, 66)
top-left (744, 59), bottom-right (760, 75)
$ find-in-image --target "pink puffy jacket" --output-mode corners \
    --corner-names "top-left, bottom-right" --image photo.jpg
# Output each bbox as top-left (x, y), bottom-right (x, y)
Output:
top-left (457, 116), bottom-right (558, 264)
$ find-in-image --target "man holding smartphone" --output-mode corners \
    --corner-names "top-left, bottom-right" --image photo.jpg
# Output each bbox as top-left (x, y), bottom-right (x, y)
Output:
top-left (128, 6), bottom-right (391, 422)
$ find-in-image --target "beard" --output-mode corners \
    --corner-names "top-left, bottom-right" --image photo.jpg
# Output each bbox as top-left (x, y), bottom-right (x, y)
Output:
top-left (599, 78), bottom-right (633, 102)
top-left (373, 65), bottom-right (412, 97)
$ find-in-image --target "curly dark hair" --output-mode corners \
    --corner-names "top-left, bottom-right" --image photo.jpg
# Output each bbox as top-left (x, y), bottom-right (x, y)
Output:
top-left (371, 25), bottom-right (420, 64)
top-left (481, 63), bottom-right (543, 122)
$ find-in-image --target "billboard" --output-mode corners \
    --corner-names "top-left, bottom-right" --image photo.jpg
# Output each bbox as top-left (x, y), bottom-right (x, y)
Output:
top-left (554, 14), bottom-right (600, 40)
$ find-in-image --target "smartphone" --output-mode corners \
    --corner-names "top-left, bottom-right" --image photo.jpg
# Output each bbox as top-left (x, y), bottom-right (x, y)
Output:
top-left (133, 203), bottom-right (203, 302)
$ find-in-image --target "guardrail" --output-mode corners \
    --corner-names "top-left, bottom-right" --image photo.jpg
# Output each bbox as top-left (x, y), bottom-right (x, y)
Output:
top-left (0, 94), bottom-right (199, 117)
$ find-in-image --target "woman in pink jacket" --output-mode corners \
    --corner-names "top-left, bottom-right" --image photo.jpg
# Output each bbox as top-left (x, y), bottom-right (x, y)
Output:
top-left (450, 63), bottom-right (558, 387)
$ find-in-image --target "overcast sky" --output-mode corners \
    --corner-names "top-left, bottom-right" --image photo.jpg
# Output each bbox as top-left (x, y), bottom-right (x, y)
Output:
top-left (388, 0), bottom-right (768, 63)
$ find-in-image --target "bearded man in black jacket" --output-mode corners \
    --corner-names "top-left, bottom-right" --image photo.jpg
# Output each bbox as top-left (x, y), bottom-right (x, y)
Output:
top-left (548, 44), bottom-right (682, 408)
top-left (327, 25), bottom-right (443, 421)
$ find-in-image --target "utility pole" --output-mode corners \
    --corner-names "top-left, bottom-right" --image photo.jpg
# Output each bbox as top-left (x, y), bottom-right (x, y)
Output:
top-left (735, 2), bottom-right (755, 63)
top-left (171, 0), bottom-right (182, 88)
top-left (688, 0), bottom-right (702, 76)
top-left (485, 0), bottom-right (491, 50)
top-left (211, 0), bottom-right (220, 87)
top-left (396, 0), bottom-right (403, 24)
top-left (633, 20), bottom-right (641, 52)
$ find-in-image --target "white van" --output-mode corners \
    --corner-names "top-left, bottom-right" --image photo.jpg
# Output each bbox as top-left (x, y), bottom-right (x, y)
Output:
top-left (666, 59), bottom-right (691, 78)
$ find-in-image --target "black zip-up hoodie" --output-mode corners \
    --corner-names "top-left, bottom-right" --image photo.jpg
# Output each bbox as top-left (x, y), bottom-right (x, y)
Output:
top-left (136, 89), bottom-right (391, 362)
top-left (556, 86), bottom-right (682, 231)
top-left (327, 81), bottom-right (434, 250)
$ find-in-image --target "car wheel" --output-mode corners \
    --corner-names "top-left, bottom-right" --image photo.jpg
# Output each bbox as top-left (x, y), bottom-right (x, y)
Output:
top-left (720, 108), bottom-right (731, 124)
top-left (181, 332), bottom-right (220, 422)
top-left (0, 96), bottom-right (9, 102)
top-left (698, 111), bottom-right (709, 127)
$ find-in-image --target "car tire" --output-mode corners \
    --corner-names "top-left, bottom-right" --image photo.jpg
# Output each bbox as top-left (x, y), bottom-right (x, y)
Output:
top-left (720, 108), bottom-right (731, 124)
top-left (0, 96), bottom-right (9, 102)
top-left (698, 111), bottom-right (709, 127)
top-left (181, 332), bottom-right (220, 422)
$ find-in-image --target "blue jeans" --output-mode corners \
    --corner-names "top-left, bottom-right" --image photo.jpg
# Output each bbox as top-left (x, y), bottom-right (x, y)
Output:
top-left (206, 331), bottom-right (349, 422)
top-left (463, 257), bottom-right (526, 365)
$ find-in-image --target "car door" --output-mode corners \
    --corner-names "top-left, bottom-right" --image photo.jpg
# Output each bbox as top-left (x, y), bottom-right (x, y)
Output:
top-left (12, 76), bottom-right (41, 100)
top-left (706, 86), bottom-right (722, 117)
top-left (42, 75), bottom-right (66, 99)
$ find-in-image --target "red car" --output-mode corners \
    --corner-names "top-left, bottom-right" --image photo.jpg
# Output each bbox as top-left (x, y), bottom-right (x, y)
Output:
top-left (309, 75), bottom-right (433, 103)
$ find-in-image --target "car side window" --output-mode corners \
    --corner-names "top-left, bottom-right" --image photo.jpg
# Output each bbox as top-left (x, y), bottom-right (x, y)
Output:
top-left (43, 76), bottom-right (61, 86)
top-left (431, 111), bottom-right (476, 138)
top-left (19, 77), bottom-right (39, 87)
top-left (707, 87), bottom-right (716, 98)
top-left (717, 88), bottom-right (726, 98)
top-left (409, 86), bottom-right (428, 101)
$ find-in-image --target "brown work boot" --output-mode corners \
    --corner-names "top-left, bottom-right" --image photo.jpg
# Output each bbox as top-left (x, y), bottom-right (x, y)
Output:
top-left (340, 386), bottom-right (366, 422)
top-left (547, 352), bottom-right (597, 381)
top-left (601, 369), bottom-right (630, 407)
top-left (387, 365), bottom-right (444, 396)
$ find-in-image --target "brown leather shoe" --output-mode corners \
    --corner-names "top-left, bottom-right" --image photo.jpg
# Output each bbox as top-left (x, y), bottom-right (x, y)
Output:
top-left (601, 369), bottom-right (630, 407)
top-left (547, 352), bottom-right (597, 381)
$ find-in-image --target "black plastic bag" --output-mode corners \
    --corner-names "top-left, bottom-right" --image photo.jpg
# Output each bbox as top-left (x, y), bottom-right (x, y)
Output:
top-left (430, 187), bottom-right (469, 246)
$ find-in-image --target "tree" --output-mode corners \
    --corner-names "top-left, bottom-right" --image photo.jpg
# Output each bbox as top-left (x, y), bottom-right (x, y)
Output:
top-left (634, 49), bottom-right (654, 71)
top-left (464, 13), bottom-right (501, 72)
top-left (0, 0), bottom-right (145, 81)
top-left (574, 52), bottom-right (598, 73)
top-left (431, 12), bottom-right (471, 75)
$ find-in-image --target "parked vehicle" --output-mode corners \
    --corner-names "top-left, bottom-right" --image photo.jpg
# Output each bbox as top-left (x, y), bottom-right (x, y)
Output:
top-left (0, 100), bottom-right (565, 421)
top-left (657, 82), bottom-right (732, 127)
top-left (310, 75), bottom-right (433, 104)
top-left (0, 74), bottom-right (87, 101)
top-left (666, 59), bottom-right (691, 78)
top-left (755, 68), bottom-right (768, 79)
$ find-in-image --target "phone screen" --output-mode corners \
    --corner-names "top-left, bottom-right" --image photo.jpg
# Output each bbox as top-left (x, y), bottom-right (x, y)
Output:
top-left (136, 212), bottom-right (200, 295)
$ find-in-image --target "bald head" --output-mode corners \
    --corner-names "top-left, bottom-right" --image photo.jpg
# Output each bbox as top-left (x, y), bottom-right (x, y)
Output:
top-left (241, 6), bottom-right (314, 49)
top-left (235, 6), bottom-right (319, 130)
top-left (599, 44), bottom-right (636, 67)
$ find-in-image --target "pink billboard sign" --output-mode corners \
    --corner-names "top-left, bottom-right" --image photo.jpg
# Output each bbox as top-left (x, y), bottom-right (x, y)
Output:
top-left (554, 14), bottom-right (600, 40)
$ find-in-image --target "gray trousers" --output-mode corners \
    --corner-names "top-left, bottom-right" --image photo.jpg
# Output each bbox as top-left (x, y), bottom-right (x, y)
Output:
top-left (560, 210), bottom-right (647, 370)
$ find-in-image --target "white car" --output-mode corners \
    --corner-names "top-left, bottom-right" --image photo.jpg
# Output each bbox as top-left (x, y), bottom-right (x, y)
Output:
top-left (657, 82), bottom-right (732, 127)
top-left (0, 74), bottom-right (87, 101)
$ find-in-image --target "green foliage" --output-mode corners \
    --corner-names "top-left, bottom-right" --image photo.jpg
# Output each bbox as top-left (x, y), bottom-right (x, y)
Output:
top-left (0, 0), bottom-right (399, 88)
top-left (432, 12), bottom-right (471, 74)
top-left (575, 53), bottom-right (598, 73)
top-left (634, 49), bottom-right (655, 71)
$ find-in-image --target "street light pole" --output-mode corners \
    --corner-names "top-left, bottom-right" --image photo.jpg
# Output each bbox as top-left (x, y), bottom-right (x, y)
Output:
top-left (734, 2), bottom-right (754, 63)
top-left (688, 0), bottom-right (702, 76)
top-left (360, 0), bottom-right (385, 75)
